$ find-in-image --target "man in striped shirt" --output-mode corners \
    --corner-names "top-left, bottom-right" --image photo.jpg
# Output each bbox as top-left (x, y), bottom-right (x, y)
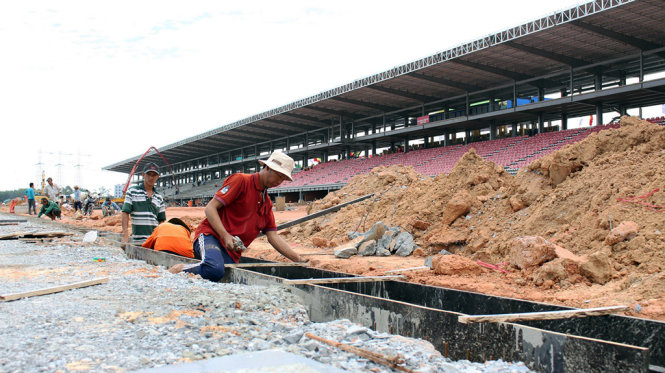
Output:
top-left (121, 162), bottom-right (166, 246)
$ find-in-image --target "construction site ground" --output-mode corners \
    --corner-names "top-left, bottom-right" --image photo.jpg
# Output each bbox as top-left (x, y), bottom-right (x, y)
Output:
top-left (5, 116), bottom-right (664, 323)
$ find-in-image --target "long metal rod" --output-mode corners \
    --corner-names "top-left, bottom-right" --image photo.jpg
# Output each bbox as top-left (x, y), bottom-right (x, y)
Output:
top-left (267, 193), bottom-right (374, 233)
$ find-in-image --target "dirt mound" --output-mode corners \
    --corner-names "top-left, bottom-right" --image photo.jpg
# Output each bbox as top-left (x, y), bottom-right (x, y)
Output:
top-left (289, 150), bottom-right (511, 249)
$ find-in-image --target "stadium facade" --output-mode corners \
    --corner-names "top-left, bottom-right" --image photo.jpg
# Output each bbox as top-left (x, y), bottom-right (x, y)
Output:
top-left (104, 0), bottom-right (665, 204)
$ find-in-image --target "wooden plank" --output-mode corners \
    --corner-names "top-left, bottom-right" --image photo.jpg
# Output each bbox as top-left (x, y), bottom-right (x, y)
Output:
top-left (225, 262), bottom-right (308, 268)
top-left (0, 219), bottom-right (27, 223)
top-left (0, 277), bottom-right (109, 301)
top-left (0, 231), bottom-right (73, 240)
top-left (0, 232), bottom-right (26, 240)
top-left (305, 332), bottom-right (415, 373)
top-left (283, 275), bottom-right (404, 285)
top-left (385, 266), bottom-right (430, 274)
top-left (458, 305), bottom-right (629, 324)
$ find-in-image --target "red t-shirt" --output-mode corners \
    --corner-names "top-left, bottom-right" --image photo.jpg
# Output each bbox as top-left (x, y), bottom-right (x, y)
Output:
top-left (194, 173), bottom-right (276, 263)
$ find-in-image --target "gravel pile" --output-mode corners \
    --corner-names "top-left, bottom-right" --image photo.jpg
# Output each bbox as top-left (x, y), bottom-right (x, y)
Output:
top-left (0, 217), bottom-right (534, 372)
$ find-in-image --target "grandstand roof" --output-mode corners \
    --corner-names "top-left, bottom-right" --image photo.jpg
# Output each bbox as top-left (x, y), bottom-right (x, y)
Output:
top-left (105, 0), bottom-right (665, 173)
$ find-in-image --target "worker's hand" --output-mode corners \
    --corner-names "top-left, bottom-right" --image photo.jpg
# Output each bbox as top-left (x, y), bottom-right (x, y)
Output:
top-left (221, 234), bottom-right (237, 252)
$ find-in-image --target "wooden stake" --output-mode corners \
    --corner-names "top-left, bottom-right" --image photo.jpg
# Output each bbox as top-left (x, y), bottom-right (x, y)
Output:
top-left (458, 305), bottom-right (629, 324)
top-left (282, 275), bottom-right (403, 285)
top-left (0, 277), bottom-right (109, 302)
top-left (305, 333), bottom-right (415, 373)
top-left (225, 262), bottom-right (308, 268)
top-left (384, 266), bottom-right (430, 274)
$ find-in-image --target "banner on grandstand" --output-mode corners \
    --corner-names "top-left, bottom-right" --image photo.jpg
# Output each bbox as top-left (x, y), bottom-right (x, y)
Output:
top-left (417, 115), bottom-right (430, 125)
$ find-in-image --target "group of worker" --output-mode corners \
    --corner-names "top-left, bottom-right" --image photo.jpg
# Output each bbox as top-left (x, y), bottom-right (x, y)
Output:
top-left (25, 177), bottom-right (121, 220)
top-left (121, 151), bottom-right (305, 282)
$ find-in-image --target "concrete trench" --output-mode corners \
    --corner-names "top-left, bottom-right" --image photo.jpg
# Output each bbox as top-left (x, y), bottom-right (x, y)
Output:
top-left (121, 240), bottom-right (665, 373)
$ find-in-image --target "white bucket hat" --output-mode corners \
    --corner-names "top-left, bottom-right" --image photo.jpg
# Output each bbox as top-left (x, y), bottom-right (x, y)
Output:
top-left (258, 151), bottom-right (295, 181)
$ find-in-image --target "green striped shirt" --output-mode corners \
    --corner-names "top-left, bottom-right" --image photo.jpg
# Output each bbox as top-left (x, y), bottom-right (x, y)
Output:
top-left (122, 184), bottom-right (166, 244)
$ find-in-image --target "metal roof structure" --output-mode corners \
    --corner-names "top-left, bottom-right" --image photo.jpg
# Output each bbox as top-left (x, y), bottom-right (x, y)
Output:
top-left (105, 0), bottom-right (665, 174)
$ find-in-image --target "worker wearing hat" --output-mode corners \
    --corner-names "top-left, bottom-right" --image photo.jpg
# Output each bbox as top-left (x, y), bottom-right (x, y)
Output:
top-left (121, 162), bottom-right (166, 246)
top-left (171, 151), bottom-right (305, 281)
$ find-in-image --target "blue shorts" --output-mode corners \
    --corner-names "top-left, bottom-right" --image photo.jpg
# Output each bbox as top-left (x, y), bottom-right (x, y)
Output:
top-left (183, 234), bottom-right (235, 282)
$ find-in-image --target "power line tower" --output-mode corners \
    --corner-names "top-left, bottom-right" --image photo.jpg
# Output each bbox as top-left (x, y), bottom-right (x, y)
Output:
top-left (54, 151), bottom-right (73, 186)
top-left (35, 149), bottom-right (45, 192)
top-left (73, 151), bottom-right (92, 187)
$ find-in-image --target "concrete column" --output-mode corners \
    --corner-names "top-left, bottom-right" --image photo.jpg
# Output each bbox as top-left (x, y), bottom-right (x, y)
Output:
top-left (424, 136), bottom-right (429, 148)
top-left (371, 141), bottom-right (377, 156)
top-left (561, 113), bottom-right (568, 130)
top-left (489, 122), bottom-right (496, 140)
top-left (512, 123), bottom-right (517, 137)
top-left (465, 93), bottom-right (470, 116)
top-left (464, 130), bottom-right (470, 145)
top-left (538, 113), bottom-right (545, 133)
top-left (596, 103), bottom-right (603, 126)
top-left (404, 137), bottom-right (410, 153)
top-left (444, 132), bottom-right (450, 147)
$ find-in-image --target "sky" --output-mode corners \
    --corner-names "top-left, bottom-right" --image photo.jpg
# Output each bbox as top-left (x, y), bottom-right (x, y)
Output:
top-left (2, 0), bottom-right (658, 193)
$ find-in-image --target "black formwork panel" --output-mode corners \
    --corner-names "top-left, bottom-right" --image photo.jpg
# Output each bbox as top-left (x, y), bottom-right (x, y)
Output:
top-left (245, 265), bottom-right (665, 371)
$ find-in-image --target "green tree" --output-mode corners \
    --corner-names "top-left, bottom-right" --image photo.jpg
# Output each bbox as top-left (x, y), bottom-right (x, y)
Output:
top-left (0, 189), bottom-right (25, 202)
top-left (62, 185), bottom-right (73, 195)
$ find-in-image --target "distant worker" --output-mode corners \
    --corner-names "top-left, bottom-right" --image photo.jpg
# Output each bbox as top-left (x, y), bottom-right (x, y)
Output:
top-left (169, 151), bottom-right (304, 281)
top-left (83, 193), bottom-right (97, 216)
top-left (44, 177), bottom-right (61, 206)
top-left (24, 182), bottom-right (36, 215)
top-left (121, 162), bottom-right (166, 246)
top-left (142, 218), bottom-right (195, 258)
top-left (37, 197), bottom-right (61, 220)
top-left (102, 197), bottom-right (121, 217)
top-left (73, 186), bottom-right (83, 212)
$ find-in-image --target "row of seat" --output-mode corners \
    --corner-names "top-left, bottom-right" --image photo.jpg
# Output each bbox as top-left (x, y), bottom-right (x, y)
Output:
top-left (166, 119), bottom-right (657, 197)
top-left (277, 123), bottom-right (621, 189)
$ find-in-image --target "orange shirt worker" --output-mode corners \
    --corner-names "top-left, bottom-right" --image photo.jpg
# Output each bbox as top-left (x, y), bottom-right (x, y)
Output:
top-left (142, 218), bottom-right (196, 258)
top-left (171, 151), bottom-right (304, 281)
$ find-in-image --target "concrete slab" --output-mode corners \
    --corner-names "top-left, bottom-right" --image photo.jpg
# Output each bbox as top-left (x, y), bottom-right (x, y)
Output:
top-left (131, 349), bottom-right (347, 373)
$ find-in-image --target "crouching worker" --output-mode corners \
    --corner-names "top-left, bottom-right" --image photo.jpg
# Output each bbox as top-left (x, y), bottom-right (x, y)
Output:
top-left (37, 198), bottom-right (61, 220)
top-left (102, 198), bottom-right (121, 217)
top-left (142, 218), bottom-right (197, 258)
top-left (169, 151), bottom-right (305, 281)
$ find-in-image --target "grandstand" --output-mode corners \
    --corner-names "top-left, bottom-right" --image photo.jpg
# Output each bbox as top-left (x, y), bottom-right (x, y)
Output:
top-left (104, 0), bottom-right (665, 204)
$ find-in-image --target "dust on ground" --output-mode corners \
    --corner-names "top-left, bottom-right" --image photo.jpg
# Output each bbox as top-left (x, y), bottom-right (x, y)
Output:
top-left (7, 116), bottom-right (665, 321)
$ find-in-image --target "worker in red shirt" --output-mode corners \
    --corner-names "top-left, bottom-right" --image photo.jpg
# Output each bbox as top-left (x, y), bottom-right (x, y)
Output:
top-left (170, 151), bottom-right (304, 281)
